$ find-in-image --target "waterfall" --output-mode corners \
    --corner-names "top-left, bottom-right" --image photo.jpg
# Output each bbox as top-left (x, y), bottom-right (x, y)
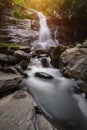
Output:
top-left (25, 10), bottom-right (87, 130)
top-left (32, 11), bottom-right (58, 49)
top-left (37, 12), bottom-right (51, 42)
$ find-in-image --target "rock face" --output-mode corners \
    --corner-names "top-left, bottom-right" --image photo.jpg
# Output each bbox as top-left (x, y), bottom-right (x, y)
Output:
top-left (59, 48), bottom-right (87, 82)
top-left (0, 9), bottom-right (39, 45)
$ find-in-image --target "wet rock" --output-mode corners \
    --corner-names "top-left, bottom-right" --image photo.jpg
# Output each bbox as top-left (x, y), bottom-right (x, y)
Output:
top-left (15, 65), bottom-right (25, 75)
top-left (51, 44), bottom-right (68, 68)
top-left (48, 46), bottom-right (55, 53)
top-left (19, 60), bottom-right (29, 70)
top-left (14, 50), bottom-right (30, 61)
top-left (0, 91), bottom-right (56, 130)
top-left (0, 72), bottom-right (22, 93)
top-left (0, 53), bottom-right (18, 66)
top-left (8, 55), bottom-right (18, 64)
top-left (60, 48), bottom-right (87, 83)
top-left (35, 72), bottom-right (53, 79)
top-left (34, 49), bottom-right (50, 58)
top-left (0, 92), bottom-right (35, 130)
top-left (19, 46), bottom-right (31, 53)
top-left (41, 58), bottom-right (51, 68)
top-left (2, 66), bottom-right (18, 74)
top-left (35, 49), bottom-right (50, 55)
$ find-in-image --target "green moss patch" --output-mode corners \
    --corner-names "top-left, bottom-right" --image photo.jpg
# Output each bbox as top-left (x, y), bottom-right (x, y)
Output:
top-left (0, 42), bottom-right (20, 49)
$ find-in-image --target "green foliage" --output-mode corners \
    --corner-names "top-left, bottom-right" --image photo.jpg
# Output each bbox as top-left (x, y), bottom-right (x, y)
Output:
top-left (0, 42), bottom-right (20, 49)
top-left (13, 0), bottom-right (27, 7)
top-left (1, 0), bottom-right (87, 22)
top-left (45, 0), bottom-right (87, 20)
top-left (70, 0), bottom-right (87, 18)
top-left (75, 43), bottom-right (82, 48)
top-left (12, 7), bottom-right (27, 19)
top-left (13, 0), bottom-right (25, 5)
top-left (22, 0), bottom-right (87, 21)
top-left (11, 7), bottom-right (36, 19)
top-left (0, 2), bottom-right (5, 8)
top-left (0, 0), bottom-right (12, 8)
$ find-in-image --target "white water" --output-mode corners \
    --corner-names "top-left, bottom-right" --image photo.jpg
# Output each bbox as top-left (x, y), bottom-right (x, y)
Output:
top-left (25, 10), bottom-right (87, 130)
top-left (38, 12), bottom-right (51, 42)
top-left (32, 11), bottom-right (58, 49)
top-left (25, 66), bottom-right (87, 130)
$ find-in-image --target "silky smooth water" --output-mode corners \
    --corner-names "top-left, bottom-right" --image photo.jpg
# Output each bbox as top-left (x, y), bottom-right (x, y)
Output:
top-left (37, 12), bottom-right (51, 42)
top-left (24, 10), bottom-right (87, 130)
top-left (32, 11), bottom-right (58, 49)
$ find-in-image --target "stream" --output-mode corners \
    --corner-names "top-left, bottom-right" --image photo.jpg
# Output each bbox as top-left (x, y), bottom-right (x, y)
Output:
top-left (24, 11), bottom-right (87, 130)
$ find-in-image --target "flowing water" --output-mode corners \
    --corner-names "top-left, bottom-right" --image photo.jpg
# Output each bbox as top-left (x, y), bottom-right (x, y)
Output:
top-left (32, 11), bottom-right (58, 49)
top-left (24, 11), bottom-right (87, 130)
top-left (38, 12), bottom-right (51, 42)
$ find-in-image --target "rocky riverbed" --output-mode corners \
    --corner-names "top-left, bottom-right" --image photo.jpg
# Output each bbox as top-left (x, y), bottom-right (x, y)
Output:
top-left (0, 5), bottom-right (87, 130)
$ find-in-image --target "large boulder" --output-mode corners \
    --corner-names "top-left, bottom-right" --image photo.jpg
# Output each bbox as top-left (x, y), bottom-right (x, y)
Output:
top-left (59, 48), bottom-right (87, 83)
top-left (0, 72), bottom-right (22, 93)
top-left (14, 50), bottom-right (30, 61)
top-left (51, 44), bottom-right (68, 68)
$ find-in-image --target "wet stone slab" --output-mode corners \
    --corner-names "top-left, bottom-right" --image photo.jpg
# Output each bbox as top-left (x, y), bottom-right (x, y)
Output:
top-left (0, 91), bottom-right (57, 130)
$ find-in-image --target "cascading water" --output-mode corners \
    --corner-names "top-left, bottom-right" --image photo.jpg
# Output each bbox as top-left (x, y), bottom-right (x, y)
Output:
top-left (24, 10), bottom-right (87, 130)
top-left (37, 12), bottom-right (51, 42)
top-left (32, 11), bottom-right (58, 49)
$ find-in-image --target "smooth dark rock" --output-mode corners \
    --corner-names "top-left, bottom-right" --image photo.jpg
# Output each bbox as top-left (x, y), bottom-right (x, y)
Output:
top-left (51, 44), bottom-right (68, 68)
top-left (35, 72), bottom-right (53, 79)
top-left (41, 58), bottom-right (51, 68)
